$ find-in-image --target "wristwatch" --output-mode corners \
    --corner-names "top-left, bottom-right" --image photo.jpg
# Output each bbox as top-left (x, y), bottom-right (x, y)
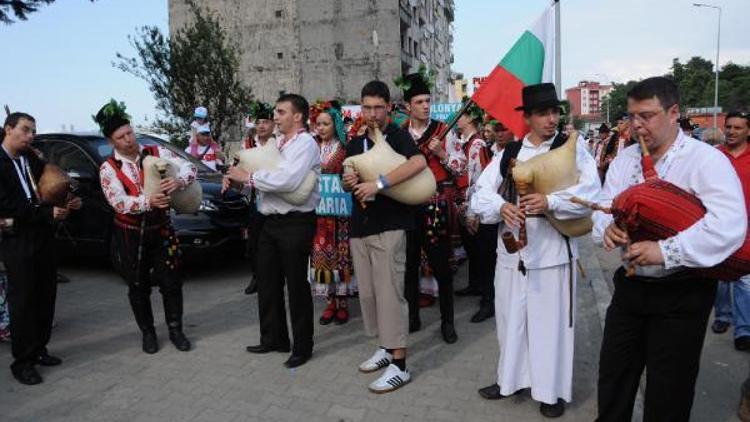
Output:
top-left (375, 178), bottom-right (385, 191)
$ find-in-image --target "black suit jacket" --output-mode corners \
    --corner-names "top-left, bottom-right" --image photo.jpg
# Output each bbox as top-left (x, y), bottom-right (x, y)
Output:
top-left (0, 147), bottom-right (55, 246)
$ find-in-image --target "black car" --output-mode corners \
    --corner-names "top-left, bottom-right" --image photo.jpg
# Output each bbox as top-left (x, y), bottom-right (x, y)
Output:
top-left (32, 133), bottom-right (251, 264)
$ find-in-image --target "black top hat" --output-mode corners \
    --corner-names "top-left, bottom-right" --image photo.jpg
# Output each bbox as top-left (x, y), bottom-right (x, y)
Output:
top-left (93, 99), bottom-right (131, 138)
top-left (598, 123), bottom-right (610, 133)
top-left (514, 83), bottom-right (563, 112)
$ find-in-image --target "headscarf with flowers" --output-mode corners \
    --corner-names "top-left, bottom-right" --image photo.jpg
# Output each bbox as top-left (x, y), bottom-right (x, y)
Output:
top-left (310, 100), bottom-right (347, 146)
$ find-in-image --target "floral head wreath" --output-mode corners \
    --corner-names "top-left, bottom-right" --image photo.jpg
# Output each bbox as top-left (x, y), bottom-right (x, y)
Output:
top-left (311, 100), bottom-right (347, 145)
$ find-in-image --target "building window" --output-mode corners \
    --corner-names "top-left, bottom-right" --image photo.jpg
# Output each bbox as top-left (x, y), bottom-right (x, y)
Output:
top-left (413, 41), bottom-right (419, 57)
top-left (277, 52), bottom-right (283, 59)
top-left (275, 10), bottom-right (282, 18)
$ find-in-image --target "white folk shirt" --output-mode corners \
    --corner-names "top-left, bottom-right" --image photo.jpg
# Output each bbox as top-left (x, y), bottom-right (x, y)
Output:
top-left (100, 145), bottom-right (197, 215)
top-left (472, 133), bottom-right (601, 269)
top-left (249, 130), bottom-right (321, 215)
top-left (592, 130), bottom-right (747, 278)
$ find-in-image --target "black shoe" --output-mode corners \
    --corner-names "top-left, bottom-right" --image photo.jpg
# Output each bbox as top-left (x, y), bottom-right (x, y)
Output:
top-left (455, 286), bottom-right (482, 297)
top-left (478, 384), bottom-right (503, 400)
top-left (478, 384), bottom-right (524, 400)
top-left (169, 329), bottom-right (192, 352)
top-left (12, 366), bottom-right (42, 385)
top-left (441, 322), bottom-right (458, 344)
top-left (470, 307), bottom-right (495, 323)
top-left (36, 351), bottom-right (62, 366)
top-left (56, 273), bottom-right (71, 283)
top-left (284, 354), bottom-right (310, 368)
top-left (540, 399), bottom-right (565, 418)
top-left (246, 344), bottom-right (291, 354)
top-left (142, 329), bottom-right (159, 354)
top-left (736, 336), bottom-right (750, 352)
top-left (712, 320), bottom-right (730, 334)
top-left (244, 276), bottom-right (258, 295)
top-left (409, 316), bottom-right (421, 333)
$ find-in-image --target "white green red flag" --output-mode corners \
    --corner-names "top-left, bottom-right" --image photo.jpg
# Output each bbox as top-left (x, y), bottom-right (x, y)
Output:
top-left (472, 1), bottom-right (558, 138)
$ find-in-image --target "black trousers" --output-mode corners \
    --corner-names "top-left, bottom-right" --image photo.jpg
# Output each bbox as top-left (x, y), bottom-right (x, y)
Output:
top-left (476, 223), bottom-right (498, 309)
top-left (459, 224), bottom-right (482, 291)
top-left (256, 211), bottom-right (316, 356)
top-left (405, 214), bottom-right (454, 324)
top-left (597, 267), bottom-right (717, 422)
top-left (3, 229), bottom-right (57, 371)
top-left (246, 211), bottom-right (266, 276)
top-left (112, 224), bottom-right (183, 332)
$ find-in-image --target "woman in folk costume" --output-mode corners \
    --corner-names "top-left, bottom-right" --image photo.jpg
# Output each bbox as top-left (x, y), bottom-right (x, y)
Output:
top-left (309, 100), bottom-right (355, 325)
top-left (471, 83), bottom-right (600, 418)
top-left (240, 101), bottom-right (276, 296)
top-left (96, 100), bottom-right (197, 354)
top-left (0, 261), bottom-right (8, 341)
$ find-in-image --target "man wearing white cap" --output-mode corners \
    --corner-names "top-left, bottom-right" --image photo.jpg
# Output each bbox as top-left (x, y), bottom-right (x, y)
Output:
top-left (185, 124), bottom-right (223, 171)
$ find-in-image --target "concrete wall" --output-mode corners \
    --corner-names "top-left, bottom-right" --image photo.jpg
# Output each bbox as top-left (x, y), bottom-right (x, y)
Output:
top-left (169, 0), bottom-right (453, 105)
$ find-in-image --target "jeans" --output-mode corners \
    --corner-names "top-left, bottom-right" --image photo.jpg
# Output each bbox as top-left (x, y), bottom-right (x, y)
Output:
top-left (714, 275), bottom-right (750, 338)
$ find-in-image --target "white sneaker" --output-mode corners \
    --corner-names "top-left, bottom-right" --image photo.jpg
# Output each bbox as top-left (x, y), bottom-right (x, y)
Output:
top-left (358, 348), bottom-right (393, 373)
top-left (368, 363), bottom-right (411, 394)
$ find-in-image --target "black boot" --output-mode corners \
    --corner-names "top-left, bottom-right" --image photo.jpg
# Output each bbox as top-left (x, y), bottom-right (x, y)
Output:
top-left (168, 328), bottom-right (191, 352)
top-left (441, 321), bottom-right (458, 344)
top-left (244, 275), bottom-right (257, 295)
top-left (142, 327), bottom-right (159, 354)
top-left (163, 288), bottom-right (190, 351)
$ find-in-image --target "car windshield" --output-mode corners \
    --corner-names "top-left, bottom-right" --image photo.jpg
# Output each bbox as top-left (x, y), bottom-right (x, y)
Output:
top-left (93, 135), bottom-right (216, 175)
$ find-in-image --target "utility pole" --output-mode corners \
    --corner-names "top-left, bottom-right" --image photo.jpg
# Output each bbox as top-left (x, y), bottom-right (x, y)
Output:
top-left (693, 3), bottom-right (722, 132)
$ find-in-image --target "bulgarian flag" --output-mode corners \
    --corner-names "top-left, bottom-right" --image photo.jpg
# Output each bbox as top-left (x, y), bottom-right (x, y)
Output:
top-left (472, 1), bottom-right (558, 139)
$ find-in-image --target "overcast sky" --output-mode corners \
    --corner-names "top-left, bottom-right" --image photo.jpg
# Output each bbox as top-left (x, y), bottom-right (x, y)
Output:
top-left (1, 0), bottom-right (747, 132)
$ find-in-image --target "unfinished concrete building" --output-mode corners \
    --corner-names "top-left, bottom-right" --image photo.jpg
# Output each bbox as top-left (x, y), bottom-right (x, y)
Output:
top-left (169, 0), bottom-right (455, 104)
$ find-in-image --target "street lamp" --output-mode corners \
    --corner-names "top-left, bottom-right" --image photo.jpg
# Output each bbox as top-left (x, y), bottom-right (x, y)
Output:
top-left (693, 3), bottom-right (722, 133)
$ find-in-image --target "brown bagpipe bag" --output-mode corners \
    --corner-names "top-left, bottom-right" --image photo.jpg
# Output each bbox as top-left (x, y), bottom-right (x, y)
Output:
top-left (609, 140), bottom-right (750, 280)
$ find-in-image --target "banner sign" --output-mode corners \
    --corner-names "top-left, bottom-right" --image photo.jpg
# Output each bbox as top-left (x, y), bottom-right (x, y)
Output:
top-left (430, 103), bottom-right (462, 122)
top-left (316, 174), bottom-right (352, 217)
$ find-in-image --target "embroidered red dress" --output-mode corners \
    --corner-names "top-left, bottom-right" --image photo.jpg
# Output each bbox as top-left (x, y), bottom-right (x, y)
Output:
top-left (310, 139), bottom-right (355, 297)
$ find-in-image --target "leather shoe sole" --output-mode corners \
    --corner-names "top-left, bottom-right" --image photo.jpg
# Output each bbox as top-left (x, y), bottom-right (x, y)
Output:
top-left (246, 344), bottom-right (291, 354)
top-left (284, 355), bottom-right (311, 368)
top-left (470, 309), bottom-right (494, 323)
top-left (478, 384), bottom-right (524, 400)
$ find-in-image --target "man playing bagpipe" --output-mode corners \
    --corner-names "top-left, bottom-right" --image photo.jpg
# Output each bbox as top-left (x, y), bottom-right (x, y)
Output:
top-left (96, 100), bottom-right (197, 355)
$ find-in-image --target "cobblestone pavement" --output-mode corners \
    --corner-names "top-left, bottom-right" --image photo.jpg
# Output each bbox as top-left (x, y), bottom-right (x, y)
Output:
top-left (0, 240), bottom-right (605, 422)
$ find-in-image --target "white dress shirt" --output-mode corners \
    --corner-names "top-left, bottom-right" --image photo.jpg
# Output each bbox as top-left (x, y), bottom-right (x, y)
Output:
top-left (592, 130), bottom-right (747, 277)
top-left (471, 133), bottom-right (601, 269)
top-left (250, 130), bottom-right (321, 215)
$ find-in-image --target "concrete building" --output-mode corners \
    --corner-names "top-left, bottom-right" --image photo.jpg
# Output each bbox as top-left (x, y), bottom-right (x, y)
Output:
top-left (565, 80), bottom-right (613, 121)
top-left (169, 0), bottom-right (455, 104)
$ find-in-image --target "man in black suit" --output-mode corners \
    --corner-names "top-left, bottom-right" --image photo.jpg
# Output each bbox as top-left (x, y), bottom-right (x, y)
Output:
top-left (0, 112), bottom-right (78, 385)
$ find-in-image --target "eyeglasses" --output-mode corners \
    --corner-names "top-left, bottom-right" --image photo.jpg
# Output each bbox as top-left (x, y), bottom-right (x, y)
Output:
top-left (627, 110), bottom-right (665, 124)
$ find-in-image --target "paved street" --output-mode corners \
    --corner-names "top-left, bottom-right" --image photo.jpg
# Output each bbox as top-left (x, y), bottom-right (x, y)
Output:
top-left (0, 237), bottom-right (743, 421)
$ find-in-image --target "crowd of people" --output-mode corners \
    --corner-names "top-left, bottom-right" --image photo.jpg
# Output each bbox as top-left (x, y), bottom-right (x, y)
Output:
top-left (1, 73), bottom-right (749, 421)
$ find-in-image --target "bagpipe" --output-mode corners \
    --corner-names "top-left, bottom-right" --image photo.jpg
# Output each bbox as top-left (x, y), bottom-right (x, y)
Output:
top-left (141, 154), bottom-right (202, 214)
top-left (342, 125), bottom-right (436, 206)
top-left (501, 130), bottom-right (594, 254)
top-left (574, 137), bottom-right (750, 280)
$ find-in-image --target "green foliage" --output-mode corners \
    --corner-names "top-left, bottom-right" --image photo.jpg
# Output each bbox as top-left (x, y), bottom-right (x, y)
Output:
top-left (92, 98), bottom-right (131, 132)
top-left (114, 0), bottom-right (252, 147)
top-left (0, 0), bottom-right (95, 24)
top-left (603, 58), bottom-right (750, 121)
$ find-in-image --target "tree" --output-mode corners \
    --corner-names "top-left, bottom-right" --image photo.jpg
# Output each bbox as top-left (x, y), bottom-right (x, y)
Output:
top-left (601, 80), bottom-right (639, 123)
top-left (1, 1), bottom-right (95, 24)
top-left (669, 57), bottom-right (750, 112)
top-left (115, 0), bottom-right (251, 147)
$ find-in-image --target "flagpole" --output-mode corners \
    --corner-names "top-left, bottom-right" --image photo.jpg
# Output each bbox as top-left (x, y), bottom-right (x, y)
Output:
top-left (434, 98), bottom-right (475, 140)
top-left (554, 0), bottom-right (561, 97)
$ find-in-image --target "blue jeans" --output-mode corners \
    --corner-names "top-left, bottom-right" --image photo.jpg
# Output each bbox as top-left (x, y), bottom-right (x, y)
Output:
top-left (714, 276), bottom-right (750, 338)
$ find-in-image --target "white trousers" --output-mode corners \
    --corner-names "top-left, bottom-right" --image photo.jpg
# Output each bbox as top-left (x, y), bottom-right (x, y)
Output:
top-left (494, 260), bottom-right (576, 404)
